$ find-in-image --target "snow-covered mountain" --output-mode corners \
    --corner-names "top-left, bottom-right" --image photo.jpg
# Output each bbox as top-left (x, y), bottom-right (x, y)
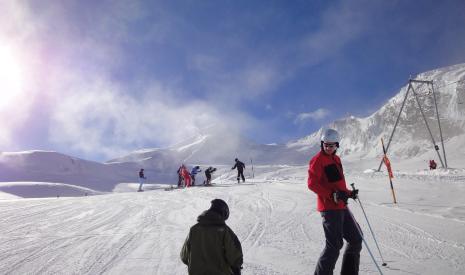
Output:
top-left (0, 151), bottom-right (137, 192)
top-left (288, 63), bottom-right (465, 166)
top-left (107, 127), bottom-right (309, 166)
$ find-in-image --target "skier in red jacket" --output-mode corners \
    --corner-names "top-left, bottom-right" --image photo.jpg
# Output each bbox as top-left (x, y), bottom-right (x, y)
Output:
top-left (181, 165), bottom-right (192, 188)
top-left (307, 128), bottom-right (362, 275)
top-left (429, 159), bottom-right (437, 170)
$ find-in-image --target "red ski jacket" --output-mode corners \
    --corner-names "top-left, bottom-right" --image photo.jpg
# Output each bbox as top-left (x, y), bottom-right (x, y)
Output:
top-left (307, 151), bottom-right (350, 212)
top-left (181, 167), bottom-right (190, 178)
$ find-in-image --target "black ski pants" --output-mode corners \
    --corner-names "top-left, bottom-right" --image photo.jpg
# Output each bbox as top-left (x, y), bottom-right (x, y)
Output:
top-left (237, 170), bottom-right (245, 182)
top-left (314, 209), bottom-right (362, 275)
top-left (177, 175), bottom-right (183, 187)
top-left (205, 172), bottom-right (212, 184)
top-left (191, 175), bottom-right (196, 186)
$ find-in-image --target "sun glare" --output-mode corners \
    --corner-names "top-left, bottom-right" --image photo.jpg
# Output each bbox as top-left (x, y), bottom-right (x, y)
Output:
top-left (0, 45), bottom-right (24, 109)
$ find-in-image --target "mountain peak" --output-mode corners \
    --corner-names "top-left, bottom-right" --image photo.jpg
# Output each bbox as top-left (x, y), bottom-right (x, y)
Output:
top-left (292, 63), bottom-right (465, 161)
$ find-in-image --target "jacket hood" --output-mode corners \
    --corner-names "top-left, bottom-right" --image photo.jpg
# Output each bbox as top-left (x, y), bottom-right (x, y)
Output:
top-left (197, 210), bottom-right (226, 226)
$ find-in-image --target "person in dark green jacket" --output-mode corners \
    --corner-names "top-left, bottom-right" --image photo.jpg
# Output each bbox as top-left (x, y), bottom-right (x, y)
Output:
top-left (181, 199), bottom-right (243, 275)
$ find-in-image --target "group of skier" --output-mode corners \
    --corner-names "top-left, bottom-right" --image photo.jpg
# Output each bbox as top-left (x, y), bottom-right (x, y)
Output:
top-left (137, 157), bottom-right (247, 192)
top-left (175, 158), bottom-right (246, 188)
top-left (176, 165), bottom-right (217, 188)
top-left (180, 128), bottom-right (364, 275)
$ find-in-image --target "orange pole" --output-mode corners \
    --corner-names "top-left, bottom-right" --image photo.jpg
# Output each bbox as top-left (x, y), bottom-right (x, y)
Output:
top-left (381, 138), bottom-right (397, 204)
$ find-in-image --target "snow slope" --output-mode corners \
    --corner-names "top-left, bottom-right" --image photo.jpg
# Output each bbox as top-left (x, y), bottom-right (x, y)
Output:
top-left (0, 151), bottom-right (139, 192)
top-left (0, 191), bottom-right (20, 200)
top-left (0, 182), bottom-right (103, 198)
top-left (0, 162), bottom-right (464, 275)
top-left (0, 138), bottom-right (308, 194)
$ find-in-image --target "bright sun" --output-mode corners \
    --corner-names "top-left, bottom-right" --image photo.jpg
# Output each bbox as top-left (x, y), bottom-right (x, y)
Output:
top-left (0, 45), bottom-right (24, 109)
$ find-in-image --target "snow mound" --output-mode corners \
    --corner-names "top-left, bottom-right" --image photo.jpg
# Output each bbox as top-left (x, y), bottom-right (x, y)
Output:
top-left (363, 168), bottom-right (377, 174)
top-left (0, 182), bottom-right (103, 198)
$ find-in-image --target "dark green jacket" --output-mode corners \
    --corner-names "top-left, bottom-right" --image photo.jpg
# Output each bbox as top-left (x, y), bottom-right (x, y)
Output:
top-left (180, 210), bottom-right (243, 275)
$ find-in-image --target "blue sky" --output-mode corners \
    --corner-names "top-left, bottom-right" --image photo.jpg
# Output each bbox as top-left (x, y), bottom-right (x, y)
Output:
top-left (1, 0), bottom-right (465, 161)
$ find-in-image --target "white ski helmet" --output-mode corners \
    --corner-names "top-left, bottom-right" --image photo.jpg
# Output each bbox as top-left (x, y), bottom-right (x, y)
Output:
top-left (321, 128), bottom-right (340, 143)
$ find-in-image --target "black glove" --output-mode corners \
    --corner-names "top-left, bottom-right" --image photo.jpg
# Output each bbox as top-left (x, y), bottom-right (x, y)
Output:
top-left (350, 189), bottom-right (359, 200)
top-left (332, 190), bottom-right (349, 204)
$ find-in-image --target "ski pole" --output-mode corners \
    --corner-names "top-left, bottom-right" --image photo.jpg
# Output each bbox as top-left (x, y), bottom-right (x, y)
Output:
top-left (347, 207), bottom-right (384, 275)
top-left (351, 183), bottom-right (387, 267)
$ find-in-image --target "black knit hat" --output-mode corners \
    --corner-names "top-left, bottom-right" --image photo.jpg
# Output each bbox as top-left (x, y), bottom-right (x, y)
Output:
top-left (209, 199), bottom-right (229, 220)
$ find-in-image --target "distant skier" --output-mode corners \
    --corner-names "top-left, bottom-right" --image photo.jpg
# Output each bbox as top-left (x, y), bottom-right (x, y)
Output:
top-left (307, 128), bottom-right (362, 275)
top-left (177, 165), bottom-right (184, 187)
top-left (138, 169), bottom-right (146, 192)
top-left (190, 166), bottom-right (202, 186)
top-left (181, 165), bottom-right (192, 188)
top-left (231, 158), bottom-right (245, 183)
top-left (181, 199), bottom-right (243, 275)
top-left (204, 166), bottom-right (217, 185)
top-left (429, 159), bottom-right (437, 170)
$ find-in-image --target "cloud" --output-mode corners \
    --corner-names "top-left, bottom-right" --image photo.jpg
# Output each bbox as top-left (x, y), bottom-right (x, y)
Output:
top-left (0, 0), bottom-right (404, 160)
top-left (240, 64), bottom-right (281, 97)
top-left (297, 0), bottom-right (382, 67)
top-left (188, 52), bottom-right (285, 103)
top-left (0, 1), bottom-right (38, 39)
top-left (0, 1), bottom-right (267, 160)
top-left (185, 1), bottom-right (384, 104)
top-left (295, 108), bottom-right (330, 124)
top-left (189, 54), bottom-right (222, 73)
top-left (48, 76), bottom-right (255, 159)
top-left (0, 2), bottom-right (47, 149)
top-left (0, 84), bottom-right (39, 149)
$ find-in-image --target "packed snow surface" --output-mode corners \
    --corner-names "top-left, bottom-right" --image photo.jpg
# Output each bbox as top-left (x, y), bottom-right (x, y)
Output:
top-left (0, 162), bottom-right (464, 275)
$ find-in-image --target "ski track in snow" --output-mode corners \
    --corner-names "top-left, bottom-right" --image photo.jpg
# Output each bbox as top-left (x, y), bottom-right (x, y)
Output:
top-left (0, 168), bottom-right (464, 275)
